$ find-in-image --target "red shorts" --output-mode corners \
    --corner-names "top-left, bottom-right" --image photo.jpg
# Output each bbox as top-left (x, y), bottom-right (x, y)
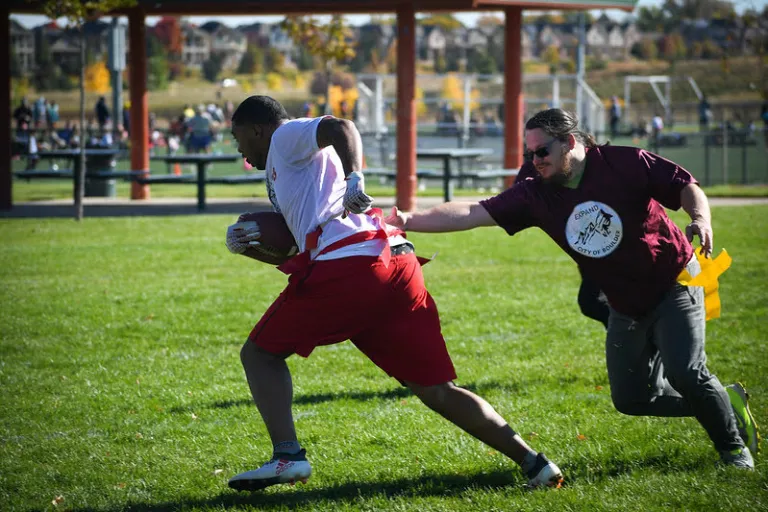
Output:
top-left (248, 253), bottom-right (457, 386)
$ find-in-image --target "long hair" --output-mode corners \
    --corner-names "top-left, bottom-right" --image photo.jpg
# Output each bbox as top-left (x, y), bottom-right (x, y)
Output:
top-left (525, 108), bottom-right (599, 148)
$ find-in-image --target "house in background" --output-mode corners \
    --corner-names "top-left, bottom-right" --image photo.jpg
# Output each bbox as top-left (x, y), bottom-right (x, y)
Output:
top-left (268, 24), bottom-right (295, 66)
top-left (200, 21), bottom-right (247, 70)
top-left (181, 22), bottom-right (211, 68)
top-left (10, 19), bottom-right (34, 76)
top-left (416, 25), bottom-right (447, 67)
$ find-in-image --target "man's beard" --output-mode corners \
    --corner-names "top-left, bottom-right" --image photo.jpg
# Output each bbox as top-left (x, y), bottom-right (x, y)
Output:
top-left (540, 152), bottom-right (572, 186)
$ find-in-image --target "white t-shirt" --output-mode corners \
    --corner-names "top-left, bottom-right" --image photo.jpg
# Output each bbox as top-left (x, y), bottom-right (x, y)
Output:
top-left (265, 117), bottom-right (405, 261)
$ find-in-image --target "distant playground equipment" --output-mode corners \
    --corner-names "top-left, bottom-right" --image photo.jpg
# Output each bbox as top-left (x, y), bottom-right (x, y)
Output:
top-left (355, 73), bottom-right (607, 139)
top-left (623, 75), bottom-right (703, 127)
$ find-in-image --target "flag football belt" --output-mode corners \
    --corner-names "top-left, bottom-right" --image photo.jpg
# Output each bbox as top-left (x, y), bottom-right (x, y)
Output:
top-left (390, 243), bottom-right (415, 256)
top-left (676, 248), bottom-right (732, 321)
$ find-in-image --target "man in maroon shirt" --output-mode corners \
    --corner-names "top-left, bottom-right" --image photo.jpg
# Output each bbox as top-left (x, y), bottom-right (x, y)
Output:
top-left (516, 160), bottom-right (609, 328)
top-left (387, 108), bottom-right (758, 469)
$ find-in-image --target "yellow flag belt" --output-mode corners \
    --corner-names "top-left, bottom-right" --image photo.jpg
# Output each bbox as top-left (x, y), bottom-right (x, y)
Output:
top-left (676, 248), bottom-right (732, 321)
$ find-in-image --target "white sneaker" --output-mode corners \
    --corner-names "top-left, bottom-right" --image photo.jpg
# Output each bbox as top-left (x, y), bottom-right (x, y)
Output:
top-left (526, 453), bottom-right (564, 489)
top-left (228, 449), bottom-right (312, 491)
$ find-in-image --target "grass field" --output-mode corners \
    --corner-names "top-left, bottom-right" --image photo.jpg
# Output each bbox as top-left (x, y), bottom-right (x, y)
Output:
top-left (1, 205), bottom-right (767, 511)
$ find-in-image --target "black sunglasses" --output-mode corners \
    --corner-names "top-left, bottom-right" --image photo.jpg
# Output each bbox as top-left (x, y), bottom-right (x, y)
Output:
top-left (524, 139), bottom-right (559, 161)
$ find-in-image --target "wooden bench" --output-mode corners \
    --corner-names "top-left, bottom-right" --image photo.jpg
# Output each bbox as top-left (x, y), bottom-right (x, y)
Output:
top-left (14, 169), bottom-right (148, 181)
top-left (205, 174), bottom-right (266, 184)
top-left (131, 173), bottom-right (197, 185)
top-left (364, 167), bottom-right (518, 182)
top-left (14, 169), bottom-right (75, 180)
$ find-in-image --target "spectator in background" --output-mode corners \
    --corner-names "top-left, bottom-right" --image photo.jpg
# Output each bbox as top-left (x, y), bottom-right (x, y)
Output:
top-left (183, 104), bottom-right (195, 120)
top-left (13, 97), bottom-right (33, 134)
top-left (95, 97), bottom-right (110, 132)
top-left (224, 100), bottom-right (235, 128)
top-left (651, 113), bottom-right (664, 143)
top-left (33, 96), bottom-right (46, 130)
top-left (699, 96), bottom-right (712, 132)
top-left (609, 96), bottom-right (621, 139)
top-left (123, 101), bottom-right (131, 135)
top-left (186, 104), bottom-right (214, 154)
top-left (46, 101), bottom-right (60, 131)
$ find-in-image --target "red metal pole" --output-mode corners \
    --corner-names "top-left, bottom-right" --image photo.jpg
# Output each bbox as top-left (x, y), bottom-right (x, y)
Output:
top-left (1, 8), bottom-right (12, 210)
top-left (504, 7), bottom-right (524, 189)
top-left (129, 7), bottom-right (150, 200)
top-left (396, 5), bottom-right (416, 211)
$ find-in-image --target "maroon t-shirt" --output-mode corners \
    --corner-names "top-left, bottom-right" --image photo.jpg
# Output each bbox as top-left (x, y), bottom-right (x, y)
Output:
top-left (482, 145), bottom-right (696, 319)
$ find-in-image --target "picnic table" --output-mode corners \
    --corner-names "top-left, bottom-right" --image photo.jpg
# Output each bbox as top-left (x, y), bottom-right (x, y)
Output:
top-left (416, 147), bottom-right (495, 202)
top-left (149, 153), bottom-right (242, 211)
top-left (36, 148), bottom-right (123, 197)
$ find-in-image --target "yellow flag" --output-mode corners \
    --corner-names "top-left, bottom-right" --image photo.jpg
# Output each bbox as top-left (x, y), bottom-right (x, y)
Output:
top-left (677, 248), bottom-right (732, 321)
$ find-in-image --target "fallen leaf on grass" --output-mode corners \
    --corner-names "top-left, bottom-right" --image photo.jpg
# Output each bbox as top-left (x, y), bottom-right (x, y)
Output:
top-left (116, 483), bottom-right (126, 489)
top-left (52, 496), bottom-right (64, 506)
top-left (595, 385), bottom-right (604, 391)
top-left (191, 413), bottom-right (198, 420)
top-left (527, 432), bottom-right (538, 440)
top-left (577, 434), bottom-right (587, 441)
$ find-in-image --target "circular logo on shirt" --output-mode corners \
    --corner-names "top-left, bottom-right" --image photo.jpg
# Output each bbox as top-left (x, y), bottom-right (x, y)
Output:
top-left (565, 201), bottom-right (623, 258)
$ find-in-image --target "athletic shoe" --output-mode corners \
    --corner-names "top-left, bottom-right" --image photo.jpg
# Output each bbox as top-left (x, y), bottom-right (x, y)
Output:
top-left (719, 447), bottom-right (755, 469)
top-left (726, 383), bottom-right (761, 454)
top-left (228, 449), bottom-right (312, 491)
top-left (525, 453), bottom-right (564, 489)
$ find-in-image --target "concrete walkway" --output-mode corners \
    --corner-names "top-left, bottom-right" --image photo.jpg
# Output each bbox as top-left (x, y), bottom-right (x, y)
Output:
top-left (1, 196), bottom-right (767, 219)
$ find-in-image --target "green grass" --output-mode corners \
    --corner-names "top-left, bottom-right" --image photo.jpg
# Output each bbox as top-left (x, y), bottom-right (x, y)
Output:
top-left (1, 206), bottom-right (767, 511)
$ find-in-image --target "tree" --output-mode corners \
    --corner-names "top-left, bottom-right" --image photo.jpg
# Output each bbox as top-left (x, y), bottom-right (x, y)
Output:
top-left (660, 33), bottom-right (687, 62)
top-left (35, 0), bottom-right (137, 221)
top-left (85, 61), bottom-right (110, 93)
top-left (542, 45), bottom-right (561, 74)
top-left (632, 38), bottom-right (659, 60)
top-left (468, 52), bottom-right (497, 74)
top-left (419, 14), bottom-right (463, 31)
top-left (152, 16), bottom-right (183, 79)
top-left (350, 27), bottom-right (380, 73)
top-left (145, 33), bottom-right (169, 90)
top-left (33, 31), bottom-right (56, 90)
top-left (264, 48), bottom-right (285, 74)
top-left (202, 54), bottom-right (223, 83)
top-left (238, 46), bottom-right (263, 75)
top-left (476, 15), bottom-right (503, 28)
top-left (10, 52), bottom-right (22, 79)
top-left (282, 15), bottom-right (356, 114)
top-left (295, 46), bottom-right (315, 71)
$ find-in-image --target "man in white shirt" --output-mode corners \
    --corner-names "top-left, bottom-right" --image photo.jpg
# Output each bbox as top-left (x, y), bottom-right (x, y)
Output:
top-left (224, 95), bottom-right (563, 492)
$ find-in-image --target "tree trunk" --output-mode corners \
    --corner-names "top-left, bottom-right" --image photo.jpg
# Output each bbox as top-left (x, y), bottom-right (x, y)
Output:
top-left (75, 26), bottom-right (86, 221)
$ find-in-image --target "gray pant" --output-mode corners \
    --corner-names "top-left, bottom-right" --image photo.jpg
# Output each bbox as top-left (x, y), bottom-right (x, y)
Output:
top-left (605, 256), bottom-right (742, 452)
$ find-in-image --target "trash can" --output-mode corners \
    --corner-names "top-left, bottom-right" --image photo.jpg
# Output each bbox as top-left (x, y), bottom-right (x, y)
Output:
top-left (84, 152), bottom-right (117, 198)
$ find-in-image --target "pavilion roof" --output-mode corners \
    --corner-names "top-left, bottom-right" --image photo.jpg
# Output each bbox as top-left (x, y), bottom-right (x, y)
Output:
top-left (10, 0), bottom-right (637, 15)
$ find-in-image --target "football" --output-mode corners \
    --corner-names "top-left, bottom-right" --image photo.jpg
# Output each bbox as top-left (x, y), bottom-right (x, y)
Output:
top-left (237, 211), bottom-right (299, 265)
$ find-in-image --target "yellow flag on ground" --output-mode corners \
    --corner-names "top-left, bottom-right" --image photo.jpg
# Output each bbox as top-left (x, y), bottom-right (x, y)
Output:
top-left (677, 248), bottom-right (732, 321)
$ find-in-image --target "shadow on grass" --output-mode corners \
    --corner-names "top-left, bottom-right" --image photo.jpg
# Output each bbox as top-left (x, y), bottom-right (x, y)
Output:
top-left (56, 452), bottom-right (710, 512)
top-left (169, 380), bottom-right (520, 414)
top-left (59, 469), bottom-right (523, 512)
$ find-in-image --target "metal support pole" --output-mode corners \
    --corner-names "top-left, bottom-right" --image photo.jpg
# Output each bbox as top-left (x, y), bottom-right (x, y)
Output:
top-left (576, 12), bottom-right (585, 123)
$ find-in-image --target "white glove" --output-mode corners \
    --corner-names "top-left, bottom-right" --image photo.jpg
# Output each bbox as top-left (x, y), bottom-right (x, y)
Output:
top-left (343, 171), bottom-right (373, 214)
top-left (226, 221), bottom-right (260, 254)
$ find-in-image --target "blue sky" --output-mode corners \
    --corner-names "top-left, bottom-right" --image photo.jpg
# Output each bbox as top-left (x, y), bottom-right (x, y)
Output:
top-left (10, 0), bottom-right (766, 28)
